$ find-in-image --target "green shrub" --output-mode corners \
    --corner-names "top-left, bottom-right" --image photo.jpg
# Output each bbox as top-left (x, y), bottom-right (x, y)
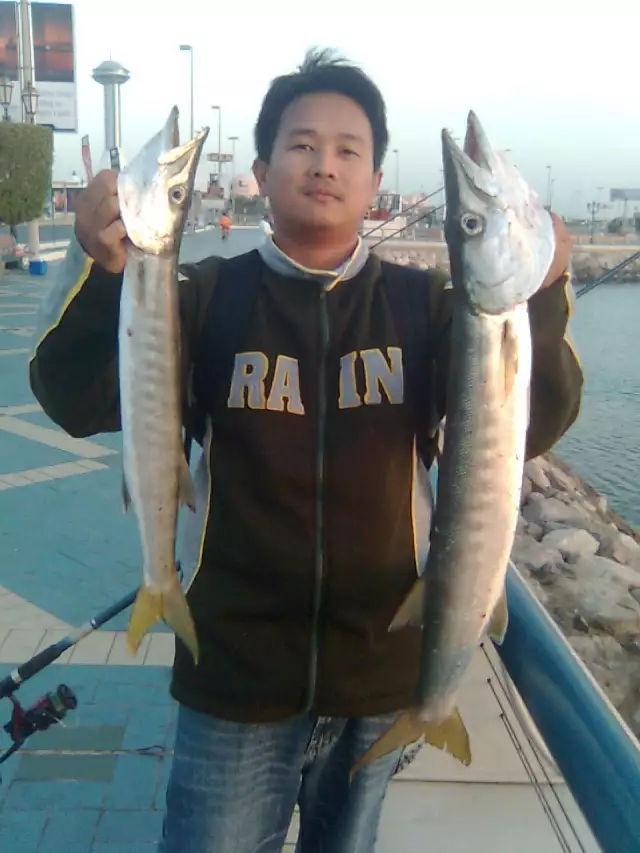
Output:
top-left (0, 123), bottom-right (53, 226)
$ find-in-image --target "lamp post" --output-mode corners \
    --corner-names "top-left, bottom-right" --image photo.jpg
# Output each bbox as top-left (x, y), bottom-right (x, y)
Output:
top-left (21, 81), bottom-right (38, 124)
top-left (179, 44), bottom-right (194, 139)
top-left (16, 0), bottom-right (41, 260)
top-left (228, 135), bottom-right (238, 216)
top-left (211, 104), bottom-right (222, 201)
top-left (392, 148), bottom-right (399, 195)
top-left (587, 200), bottom-right (601, 245)
top-left (0, 77), bottom-right (13, 121)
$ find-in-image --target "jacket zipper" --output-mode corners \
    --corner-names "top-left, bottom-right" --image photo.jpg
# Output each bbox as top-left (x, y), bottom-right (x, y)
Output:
top-left (304, 283), bottom-right (330, 713)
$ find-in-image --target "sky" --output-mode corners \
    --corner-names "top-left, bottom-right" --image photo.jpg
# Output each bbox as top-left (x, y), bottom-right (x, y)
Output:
top-left (45, 0), bottom-right (640, 218)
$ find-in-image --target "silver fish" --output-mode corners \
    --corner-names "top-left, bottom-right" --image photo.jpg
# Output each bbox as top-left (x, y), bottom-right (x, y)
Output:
top-left (351, 111), bottom-right (555, 776)
top-left (117, 106), bottom-right (209, 663)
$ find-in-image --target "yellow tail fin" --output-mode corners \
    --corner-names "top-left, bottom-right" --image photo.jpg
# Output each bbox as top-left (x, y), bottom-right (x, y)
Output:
top-left (350, 707), bottom-right (471, 780)
top-left (127, 580), bottom-right (199, 665)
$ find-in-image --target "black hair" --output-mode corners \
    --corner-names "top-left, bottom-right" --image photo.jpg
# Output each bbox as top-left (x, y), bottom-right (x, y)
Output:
top-left (254, 47), bottom-right (389, 170)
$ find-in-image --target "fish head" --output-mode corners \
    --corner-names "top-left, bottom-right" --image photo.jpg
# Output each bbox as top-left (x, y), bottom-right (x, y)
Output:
top-left (442, 111), bottom-right (555, 314)
top-left (117, 106), bottom-right (209, 256)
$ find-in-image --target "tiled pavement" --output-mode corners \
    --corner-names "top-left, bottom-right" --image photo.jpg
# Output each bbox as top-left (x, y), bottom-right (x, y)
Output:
top-left (0, 258), bottom-right (601, 852)
top-left (0, 262), bottom-right (181, 852)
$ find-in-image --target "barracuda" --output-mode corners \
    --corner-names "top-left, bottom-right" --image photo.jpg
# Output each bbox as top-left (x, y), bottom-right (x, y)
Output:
top-left (351, 111), bottom-right (555, 776)
top-left (117, 107), bottom-right (209, 664)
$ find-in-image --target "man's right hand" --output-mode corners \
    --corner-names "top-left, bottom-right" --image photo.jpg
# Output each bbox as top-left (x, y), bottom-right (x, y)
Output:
top-left (74, 170), bottom-right (127, 274)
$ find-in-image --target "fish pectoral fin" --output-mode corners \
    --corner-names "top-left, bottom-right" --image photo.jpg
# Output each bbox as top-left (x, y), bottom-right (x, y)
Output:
top-left (421, 707), bottom-right (472, 766)
top-left (179, 455), bottom-right (197, 512)
top-left (126, 580), bottom-right (199, 665)
top-left (350, 710), bottom-right (424, 780)
top-left (487, 589), bottom-right (509, 645)
top-left (388, 578), bottom-right (425, 631)
top-left (121, 473), bottom-right (132, 513)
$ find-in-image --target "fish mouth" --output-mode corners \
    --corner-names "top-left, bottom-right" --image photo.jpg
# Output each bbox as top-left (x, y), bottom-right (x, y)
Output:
top-left (158, 106), bottom-right (209, 167)
top-left (441, 111), bottom-right (498, 198)
top-left (161, 105), bottom-right (181, 152)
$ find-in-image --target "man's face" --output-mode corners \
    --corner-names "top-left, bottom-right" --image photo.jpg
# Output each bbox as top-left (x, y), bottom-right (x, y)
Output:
top-left (253, 92), bottom-right (382, 237)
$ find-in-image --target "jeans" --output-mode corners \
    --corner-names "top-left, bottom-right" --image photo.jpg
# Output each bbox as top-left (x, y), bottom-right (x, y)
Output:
top-left (159, 705), bottom-right (404, 853)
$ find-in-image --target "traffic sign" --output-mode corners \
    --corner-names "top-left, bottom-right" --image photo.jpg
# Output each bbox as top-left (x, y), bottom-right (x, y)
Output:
top-left (206, 153), bottom-right (233, 163)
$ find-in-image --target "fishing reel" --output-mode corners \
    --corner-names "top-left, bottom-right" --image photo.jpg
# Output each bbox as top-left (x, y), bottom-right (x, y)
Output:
top-left (0, 684), bottom-right (77, 766)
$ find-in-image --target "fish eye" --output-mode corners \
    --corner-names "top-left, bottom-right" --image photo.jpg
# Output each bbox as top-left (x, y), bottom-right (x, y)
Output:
top-left (170, 186), bottom-right (187, 205)
top-left (460, 212), bottom-right (485, 236)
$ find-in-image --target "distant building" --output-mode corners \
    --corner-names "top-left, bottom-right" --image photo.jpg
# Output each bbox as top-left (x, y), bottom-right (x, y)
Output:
top-left (231, 174), bottom-right (259, 198)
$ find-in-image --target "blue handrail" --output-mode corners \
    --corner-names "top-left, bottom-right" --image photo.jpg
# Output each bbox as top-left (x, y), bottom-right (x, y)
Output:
top-left (497, 563), bottom-right (640, 853)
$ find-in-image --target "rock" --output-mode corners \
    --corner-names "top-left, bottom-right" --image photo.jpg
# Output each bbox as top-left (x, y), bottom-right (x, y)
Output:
top-left (597, 529), bottom-right (640, 569)
top-left (569, 634), bottom-right (629, 668)
top-left (620, 532), bottom-right (640, 554)
top-left (546, 464), bottom-right (578, 494)
top-left (521, 496), bottom-right (589, 528)
top-left (511, 534), bottom-right (564, 578)
top-left (572, 554), bottom-right (640, 588)
top-left (524, 459), bottom-right (551, 492)
top-left (569, 636), bottom-right (640, 710)
top-left (558, 577), bottom-right (640, 640)
top-left (541, 528), bottom-right (599, 562)
top-left (520, 476), bottom-right (532, 506)
top-left (594, 494), bottom-right (608, 514)
top-left (525, 522), bottom-right (544, 541)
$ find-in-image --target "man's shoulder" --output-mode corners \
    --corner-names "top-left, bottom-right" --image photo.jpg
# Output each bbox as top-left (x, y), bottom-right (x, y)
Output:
top-left (377, 258), bottom-right (453, 302)
top-left (378, 257), bottom-right (451, 289)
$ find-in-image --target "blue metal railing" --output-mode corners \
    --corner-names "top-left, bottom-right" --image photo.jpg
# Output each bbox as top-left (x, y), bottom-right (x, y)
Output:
top-left (497, 563), bottom-right (640, 853)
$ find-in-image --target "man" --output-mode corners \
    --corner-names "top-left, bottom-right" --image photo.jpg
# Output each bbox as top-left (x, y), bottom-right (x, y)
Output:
top-left (29, 49), bottom-right (582, 853)
top-left (260, 212), bottom-right (274, 239)
top-left (219, 211), bottom-right (232, 239)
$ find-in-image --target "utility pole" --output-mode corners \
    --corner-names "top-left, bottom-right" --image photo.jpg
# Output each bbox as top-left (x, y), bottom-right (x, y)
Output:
top-left (16, 0), bottom-right (40, 260)
top-left (228, 135), bottom-right (238, 216)
top-left (179, 45), bottom-right (194, 139)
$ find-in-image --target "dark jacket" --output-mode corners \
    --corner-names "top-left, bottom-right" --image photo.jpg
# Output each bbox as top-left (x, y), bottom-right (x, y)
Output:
top-left (29, 237), bottom-right (583, 721)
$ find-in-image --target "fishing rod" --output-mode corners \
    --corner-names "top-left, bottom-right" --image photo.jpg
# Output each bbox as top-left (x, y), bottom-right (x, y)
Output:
top-left (0, 588), bottom-right (140, 773)
top-left (575, 248), bottom-right (640, 299)
top-left (363, 186), bottom-right (444, 242)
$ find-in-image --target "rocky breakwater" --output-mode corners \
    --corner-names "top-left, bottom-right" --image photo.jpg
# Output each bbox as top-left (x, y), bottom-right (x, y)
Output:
top-left (515, 452), bottom-right (640, 738)
top-left (371, 240), bottom-right (640, 284)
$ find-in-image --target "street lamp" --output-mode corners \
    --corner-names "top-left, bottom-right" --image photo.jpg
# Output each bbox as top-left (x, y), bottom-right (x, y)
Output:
top-left (392, 148), bottom-right (399, 195)
top-left (21, 81), bottom-right (39, 124)
top-left (179, 44), bottom-right (194, 139)
top-left (228, 135), bottom-right (238, 216)
top-left (211, 104), bottom-right (222, 199)
top-left (587, 200), bottom-right (602, 245)
top-left (0, 76), bottom-right (13, 121)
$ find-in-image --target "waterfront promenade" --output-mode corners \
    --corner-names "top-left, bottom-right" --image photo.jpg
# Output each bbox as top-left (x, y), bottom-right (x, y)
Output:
top-left (0, 229), bottom-right (599, 852)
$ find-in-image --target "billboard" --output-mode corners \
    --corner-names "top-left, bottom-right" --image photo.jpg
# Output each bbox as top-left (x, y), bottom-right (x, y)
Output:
top-left (0, 1), bottom-right (77, 132)
top-left (610, 189), bottom-right (640, 203)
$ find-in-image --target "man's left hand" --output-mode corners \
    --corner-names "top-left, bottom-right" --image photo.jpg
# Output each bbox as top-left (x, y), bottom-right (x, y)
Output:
top-left (541, 212), bottom-right (573, 289)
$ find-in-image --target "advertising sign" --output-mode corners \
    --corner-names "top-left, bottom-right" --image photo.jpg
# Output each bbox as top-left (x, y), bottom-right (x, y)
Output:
top-left (0, 1), bottom-right (77, 132)
top-left (610, 189), bottom-right (640, 203)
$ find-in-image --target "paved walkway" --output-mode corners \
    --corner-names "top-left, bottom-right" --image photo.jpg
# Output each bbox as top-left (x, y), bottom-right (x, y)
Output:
top-left (0, 242), bottom-right (600, 852)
